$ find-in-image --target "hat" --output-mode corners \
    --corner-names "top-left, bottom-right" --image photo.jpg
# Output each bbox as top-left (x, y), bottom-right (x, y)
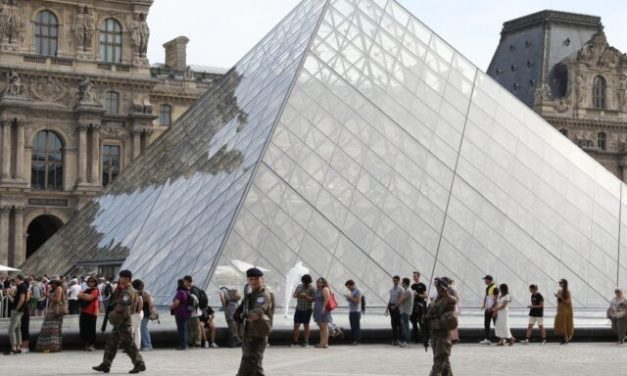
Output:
top-left (118, 269), bottom-right (133, 279)
top-left (246, 267), bottom-right (263, 277)
top-left (482, 275), bottom-right (493, 281)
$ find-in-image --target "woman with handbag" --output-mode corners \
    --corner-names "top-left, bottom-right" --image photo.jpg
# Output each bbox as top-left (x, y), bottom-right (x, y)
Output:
top-left (77, 277), bottom-right (99, 351)
top-left (133, 279), bottom-right (154, 351)
top-left (553, 278), bottom-right (574, 344)
top-left (608, 288), bottom-right (627, 344)
top-left (492, 283), bottom-right (515, 346)
top-left (36, 278), bottom-right (67, 352)
top-left (313, 277), bottom-right (333, 348)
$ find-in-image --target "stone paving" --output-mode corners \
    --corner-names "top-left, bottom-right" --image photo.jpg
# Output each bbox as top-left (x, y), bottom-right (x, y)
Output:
top-left (0, 342), bottom-right (625, 376)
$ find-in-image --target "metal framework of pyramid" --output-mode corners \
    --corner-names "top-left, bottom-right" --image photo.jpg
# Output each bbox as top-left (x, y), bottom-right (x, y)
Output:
top-left (23, 0), bottom-right (627, 308)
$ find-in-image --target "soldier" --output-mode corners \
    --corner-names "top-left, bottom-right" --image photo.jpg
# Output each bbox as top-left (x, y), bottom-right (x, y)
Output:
top-left (425, 278), bottom-right (457, 376)
top-left (234, 267), bottom-right (273, 376)
top-left (93, 270), bottom-right (146, 374)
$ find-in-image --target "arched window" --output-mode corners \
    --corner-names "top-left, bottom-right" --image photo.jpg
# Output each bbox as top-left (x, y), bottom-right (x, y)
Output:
top-left (559, 128), bottom-right (568, 137)
top-left (160, 104), bottom-right (172, 127)
top-left (593, 75), bottom-right (607, 109)
top-left (104, 91), bottom-right (119, 114)
top-left (34, 10), bottom-right (58, 56)
top-left (99, 18), bottom-right (122, 63)
top-left (598, 132), bottom-right (607, 150)
top-left (32, 130), bottom-right (63, 191)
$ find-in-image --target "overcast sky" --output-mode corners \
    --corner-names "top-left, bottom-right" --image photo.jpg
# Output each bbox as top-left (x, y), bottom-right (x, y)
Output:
top-left (146, 0), bottom-right (627, 72)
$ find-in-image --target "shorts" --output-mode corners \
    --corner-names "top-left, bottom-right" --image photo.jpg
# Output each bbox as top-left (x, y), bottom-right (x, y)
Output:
top-left (294, 309), bottom-right (313, 324)
top-left (528, 316), bottom-right (544, 326)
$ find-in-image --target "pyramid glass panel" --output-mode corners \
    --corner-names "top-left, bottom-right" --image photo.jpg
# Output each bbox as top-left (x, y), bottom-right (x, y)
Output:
top-left (22, 0), bottom-right (627, 309)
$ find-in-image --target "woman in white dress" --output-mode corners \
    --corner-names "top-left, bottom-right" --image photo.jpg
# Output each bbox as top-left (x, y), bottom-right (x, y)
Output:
top-left (492, 283), bottom-right (515, 346)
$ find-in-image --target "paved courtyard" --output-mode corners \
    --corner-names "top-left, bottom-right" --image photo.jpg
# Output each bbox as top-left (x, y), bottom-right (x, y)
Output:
top-left (1, 342), bottom-right (625, 376)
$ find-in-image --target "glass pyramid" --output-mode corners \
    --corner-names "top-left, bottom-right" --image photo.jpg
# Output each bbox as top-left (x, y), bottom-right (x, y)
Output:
top-left (23, 0), bottom-right (625, 309)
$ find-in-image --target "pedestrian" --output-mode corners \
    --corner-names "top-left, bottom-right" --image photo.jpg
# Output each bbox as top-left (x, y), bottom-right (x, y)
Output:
top-left (134, 279), bottom-right (154, 351)
top-left (183, 275), bottom-right (202, 348)
top-left (291, 274), bottom-right (315, 347)
top-left (4, 275), bottom-right (27, 355)
top-left (385, 275), bottom-right (403, 345)
top-left (36, 278), bottom-right (66, 353)
top-left (425, 278), bottom-right (457, 376)
top-left (521, 284), bottom-right (546, 345)
top-left (199, 305), bottom-right (218, 348)
top-left (234, 267), bottom-right (273, 376)
top-left (170, 279), bottom-right (190, 350)
top-left (92, 270), bottom-right (146, 374)
top-left (395, 277), bottom-right (414, 348)
top-left (20, 277), bottom-right (32, 352)
top-left (130, 280), bottom-right (144, 350)
top-left (77, 276), bottom-right (99, 351)
top-left (492, 283), bottom-right (514, 346)
top-left (553, 278), bottom-right (574, 344)
top-left (67, 279), bottom-right (81, 315)
top-left (607, 288), bottom-right (627, 344)
top-left (219, 287), bottom-right (241, 347)
top-left (410, 271), bottom-right (428, 345)
top-left (344, 279), bottom-right (362, 345)
top-left (101, 276), bottom-right (114, 313)
top-left (443, 277), bottom-right (461, 344)
top-left (313, 277), bottom-right (332, 348)
top-left (479, 275), bottom-right (498, 344)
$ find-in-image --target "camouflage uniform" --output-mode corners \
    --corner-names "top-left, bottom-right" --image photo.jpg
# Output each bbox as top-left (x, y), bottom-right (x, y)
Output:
top-left (425, 292), bottom-right (457, 376)
top-left (236, 286), bottom-right (273, 376)
top-left (99, 285), bottom-right (145, 371)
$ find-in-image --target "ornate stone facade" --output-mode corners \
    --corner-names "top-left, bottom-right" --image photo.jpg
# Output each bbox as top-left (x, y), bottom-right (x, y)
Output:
top-left (0, 0), bottom-right (223, 268)
top-left (489, 11), bottom-right (627, 182)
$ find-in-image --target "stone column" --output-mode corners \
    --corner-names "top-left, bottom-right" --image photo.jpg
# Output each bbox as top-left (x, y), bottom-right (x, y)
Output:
top-left (0, 206), bottom-right (10, 265)
top-left (132, 130), bottom-right (141, 160)
top-left (15, 120), bottom-right (25, 181)
top-left (77, 125), bottom-right (88, 185)
top-left (12, 207), bottom-right (24, 266)
top-left (1, 121), bottom-right (11, 180)
top-left (90, 125), bottom-right (101, 184)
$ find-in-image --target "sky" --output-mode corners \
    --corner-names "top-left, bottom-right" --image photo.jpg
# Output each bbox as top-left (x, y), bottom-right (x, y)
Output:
top-left (146, 0), bottom-right (627, 72)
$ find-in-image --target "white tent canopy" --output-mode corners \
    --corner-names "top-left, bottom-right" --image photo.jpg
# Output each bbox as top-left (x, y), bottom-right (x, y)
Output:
top-left (0, 265), bottom-right (21, 272)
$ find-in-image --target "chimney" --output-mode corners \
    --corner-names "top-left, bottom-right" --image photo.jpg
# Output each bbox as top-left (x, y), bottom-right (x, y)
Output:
top-left (163, 36), bottom-right (189, 71)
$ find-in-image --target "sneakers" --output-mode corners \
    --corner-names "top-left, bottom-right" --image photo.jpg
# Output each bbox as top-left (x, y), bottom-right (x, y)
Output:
top-left (289, 342), bottom-right (299, 348)
top-left (540, 339), bottom-right (546, 346)
top-left (92, 363), bottom-right (111, 373)
top-left (203, 342), bottom-right (209, 349)
top-left (210, 342), bottom-right (218, 348)
top-left (351, 341), bottom-right (360, 346)
top-left (479, 339), bottom-right (491, 345)
top-left (301, 343), bottom-right (311, 348)
top-left (400, 341), bottom-right (408, 348)
top-left (520, 339), bottom-right (529, 345)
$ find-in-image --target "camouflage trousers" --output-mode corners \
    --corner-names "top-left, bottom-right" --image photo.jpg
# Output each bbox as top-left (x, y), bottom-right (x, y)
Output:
top-left (102, 324), bottom-right (144, 368)
top-left (236, 336), bottom-right (267, 376)
top-left (429, 330), bottom-right (453, 376)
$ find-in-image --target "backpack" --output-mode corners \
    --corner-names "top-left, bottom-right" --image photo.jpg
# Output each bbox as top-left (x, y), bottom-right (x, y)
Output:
top-left (187, 290), bottom-right (199, 311)
top-left (103, 283), bottom-right (113, 300)
top-left (191, 286), bottom-right (209, 310)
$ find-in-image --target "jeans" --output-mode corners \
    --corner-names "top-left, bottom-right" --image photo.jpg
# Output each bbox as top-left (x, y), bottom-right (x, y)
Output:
top-left (140, 316), bottom-right (153, 350)
top-left (400, 313), bottom-right (410, 343)
top-left (388, 304), bottom-right (401, 341)
top-left (175, 316), bottom-right (188, 349)
top-left (9, 310), bottom-right (23, 347)
top-left (348, 312), bottom-right (361, 342)
top-left (484, 309), bottom-right (495, 339)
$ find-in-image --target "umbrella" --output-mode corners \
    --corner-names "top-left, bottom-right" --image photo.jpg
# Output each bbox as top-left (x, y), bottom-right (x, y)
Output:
top-left (0, 265), bottom-right (20, 272)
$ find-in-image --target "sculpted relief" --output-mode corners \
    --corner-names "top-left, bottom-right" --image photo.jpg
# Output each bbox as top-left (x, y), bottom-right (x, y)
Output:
top-left (30, 76), bottom-right (67, 103)
top-left (0, 0), bottom-right (23, 44)
top-left (72, 6), bottom-right (95, 51)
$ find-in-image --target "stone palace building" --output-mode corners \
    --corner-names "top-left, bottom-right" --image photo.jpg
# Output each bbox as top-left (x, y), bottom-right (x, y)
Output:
top-left (489, 10), bottom-right (627, 181)
top-left (0, 0), bottom-right (223, 269)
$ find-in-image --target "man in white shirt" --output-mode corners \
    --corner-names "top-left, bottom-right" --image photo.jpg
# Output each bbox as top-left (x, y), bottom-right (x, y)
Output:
top-left (67, 279), bottom-right (82, 314)
top-left (394, 278), bottom-right (414, 347)
top-left (385, 275), bottom-right (403, 345)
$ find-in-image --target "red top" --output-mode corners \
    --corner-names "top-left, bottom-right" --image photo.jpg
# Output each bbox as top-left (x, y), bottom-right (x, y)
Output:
top-left (81, 288), bottom-right (100, 316)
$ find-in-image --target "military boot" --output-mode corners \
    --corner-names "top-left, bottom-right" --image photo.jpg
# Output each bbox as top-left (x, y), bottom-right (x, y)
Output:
top-left (129, 361), bottom-right (146, 374)
top-left (92, 363), bottom-right (110, 373)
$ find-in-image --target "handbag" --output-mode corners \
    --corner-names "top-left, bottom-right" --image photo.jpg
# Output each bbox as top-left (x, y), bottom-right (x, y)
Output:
top-left (53, 299), bottom-right (68, 317)
top-left (325, 293), bottom-right (338, 311)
